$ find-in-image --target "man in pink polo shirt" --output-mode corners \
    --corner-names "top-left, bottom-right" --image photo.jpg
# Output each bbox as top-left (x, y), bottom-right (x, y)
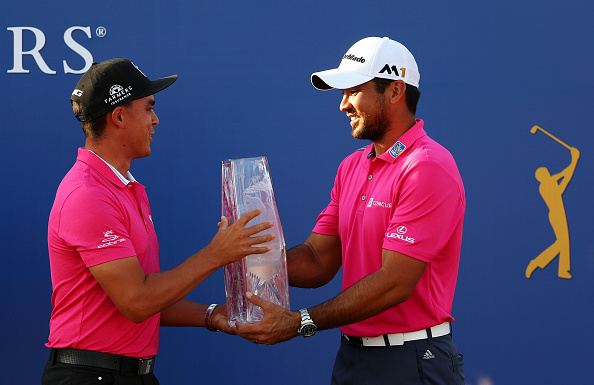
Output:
top-left (236, 37), bottom-right (466, 385)
top-left (42, 59), bottom-right (275, 384)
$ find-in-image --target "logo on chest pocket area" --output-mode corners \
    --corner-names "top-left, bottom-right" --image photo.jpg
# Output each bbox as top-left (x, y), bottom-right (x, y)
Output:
top-left (366, 197), bottom-right (393, 208)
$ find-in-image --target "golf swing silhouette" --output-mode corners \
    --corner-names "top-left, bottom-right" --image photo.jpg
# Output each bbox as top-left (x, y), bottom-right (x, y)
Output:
top-left (526, 126), bottom-right (580, 279)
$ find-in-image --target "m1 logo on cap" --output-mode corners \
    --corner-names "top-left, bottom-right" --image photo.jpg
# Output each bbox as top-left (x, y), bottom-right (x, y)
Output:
top-left (105, 85), bottom-right (133, 106)
top-left (379, 64), bottom-right (406, 78)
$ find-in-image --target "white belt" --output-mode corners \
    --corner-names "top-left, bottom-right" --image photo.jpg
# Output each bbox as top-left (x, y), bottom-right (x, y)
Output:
top-left (343, 322), bottom-right (450, 347)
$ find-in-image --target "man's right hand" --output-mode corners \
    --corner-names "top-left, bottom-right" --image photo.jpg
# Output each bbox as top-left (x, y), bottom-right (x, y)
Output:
top-left (206, 209), bottom-right (275, 267)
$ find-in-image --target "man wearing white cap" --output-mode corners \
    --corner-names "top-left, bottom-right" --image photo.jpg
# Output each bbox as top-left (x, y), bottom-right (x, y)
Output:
top-left (236, 37), bottom-right (466, 385)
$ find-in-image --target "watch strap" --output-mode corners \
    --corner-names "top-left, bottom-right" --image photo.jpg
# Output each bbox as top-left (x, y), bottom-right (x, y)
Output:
top-left (298, 308), bottom-right (317, 337)
top-left (204, 303), bottom-right (219, 332)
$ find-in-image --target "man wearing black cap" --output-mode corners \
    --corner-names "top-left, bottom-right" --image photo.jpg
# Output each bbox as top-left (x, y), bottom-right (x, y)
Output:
top-left (42, 59), bottom-right (275, 384)
top-left (235, 38), bottom-right (466, 385)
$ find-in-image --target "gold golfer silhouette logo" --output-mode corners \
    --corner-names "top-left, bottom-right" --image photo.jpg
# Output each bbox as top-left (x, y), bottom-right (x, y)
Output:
top-left (526, 126), bottom-right (580, 279)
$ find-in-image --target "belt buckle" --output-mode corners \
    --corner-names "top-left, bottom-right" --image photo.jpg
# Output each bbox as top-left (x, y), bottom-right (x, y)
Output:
top-left (137, 358), bottom-right (154, 375)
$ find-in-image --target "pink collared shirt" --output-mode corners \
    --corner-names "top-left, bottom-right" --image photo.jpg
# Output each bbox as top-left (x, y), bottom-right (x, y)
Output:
top-left (313, 120), bottom-right (465, 337)
top-left (47, 148), bottom-right (160, 358)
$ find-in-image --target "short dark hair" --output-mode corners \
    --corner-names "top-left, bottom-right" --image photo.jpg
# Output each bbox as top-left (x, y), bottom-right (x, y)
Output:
top-left (72, 99), bottom-right (133, 139)
top-left (72, 100), bottom-right (107, 139)
top-left (372, 77), bottom-right (421, 115)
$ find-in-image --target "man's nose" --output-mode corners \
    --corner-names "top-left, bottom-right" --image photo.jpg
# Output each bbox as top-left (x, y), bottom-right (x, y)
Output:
top-left (339, 95), bottom-right (351, 112)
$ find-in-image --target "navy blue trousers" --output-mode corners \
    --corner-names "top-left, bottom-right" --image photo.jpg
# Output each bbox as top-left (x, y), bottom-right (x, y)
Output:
top-left (331, 334), bottom-right (465, 385)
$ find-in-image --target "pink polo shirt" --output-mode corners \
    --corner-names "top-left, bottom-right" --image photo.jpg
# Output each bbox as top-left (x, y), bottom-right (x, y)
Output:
top-left (313, 120), bottom-right (465, 337)
top-left (46, 148), bottom-right (160, 358)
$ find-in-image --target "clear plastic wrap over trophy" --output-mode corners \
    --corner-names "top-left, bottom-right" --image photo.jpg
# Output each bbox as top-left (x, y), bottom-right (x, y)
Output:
top-left (222, 156), bottom-right (290, 326)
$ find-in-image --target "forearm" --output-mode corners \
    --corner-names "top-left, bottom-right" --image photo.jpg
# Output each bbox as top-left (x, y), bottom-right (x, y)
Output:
top-left (160, 299), bottom-right (207, 327)
top-left (308, 267), bottom-right (409, 331)
top-left (91, 250), bottom-right (223, 323)
top-left (160, 299), bottom-right (235, 334)
top-left (234, 264), bottom-right (419, 345)
top-left (138, 250), bottom-right (221, 319)
top-left (308, 252), bottom-right (427, 332)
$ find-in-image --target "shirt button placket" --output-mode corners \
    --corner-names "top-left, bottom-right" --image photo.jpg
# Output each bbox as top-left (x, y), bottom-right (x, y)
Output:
top-left (362, 166), bottom-right (373, 204)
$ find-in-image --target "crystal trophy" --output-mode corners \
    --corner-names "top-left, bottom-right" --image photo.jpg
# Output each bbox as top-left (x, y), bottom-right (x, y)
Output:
top-left (222, 156), bottom-right (290, 326)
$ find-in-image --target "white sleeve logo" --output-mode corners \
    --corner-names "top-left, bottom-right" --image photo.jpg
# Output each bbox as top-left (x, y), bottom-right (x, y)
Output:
top-left (386, 225), bottom-right (415, 244)
top-left (98, 230), bottom-right (127, 249)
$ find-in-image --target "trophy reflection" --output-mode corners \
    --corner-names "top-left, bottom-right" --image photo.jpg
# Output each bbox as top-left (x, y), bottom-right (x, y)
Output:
top-left (222, 156), bottom-right (290, 326)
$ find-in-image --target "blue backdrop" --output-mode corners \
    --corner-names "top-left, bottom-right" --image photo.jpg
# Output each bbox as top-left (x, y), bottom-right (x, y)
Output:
top-left (2, 1), bottom-right (593, 384)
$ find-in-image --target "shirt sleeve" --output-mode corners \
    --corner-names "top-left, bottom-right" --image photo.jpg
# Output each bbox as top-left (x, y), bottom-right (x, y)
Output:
top-left (56, 184), bottom-right (138, 267)
top-left (383, 159), bottom-right (465, 263)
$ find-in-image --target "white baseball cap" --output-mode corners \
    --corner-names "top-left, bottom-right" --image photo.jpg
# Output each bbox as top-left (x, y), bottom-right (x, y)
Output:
top-left (311, 37), bottom-right (420, 90)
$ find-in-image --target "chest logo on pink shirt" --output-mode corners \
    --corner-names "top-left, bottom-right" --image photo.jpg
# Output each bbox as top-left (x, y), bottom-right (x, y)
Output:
top-left (366, 197), bottom-right (393, 208)
top-left (97, 230), bottom-right (127, 249)
top-left (386, 225), bottom-right (415, 244)
top-left (389, 141), bottom-right (406, 159)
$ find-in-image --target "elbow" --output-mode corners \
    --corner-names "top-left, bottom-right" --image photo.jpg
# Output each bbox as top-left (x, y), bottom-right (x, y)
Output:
top-left (388, 286), bottom-right (416, 308)
top-left (126, 313), bottom-right (152, 324)
top-left (396, 291), bottom-right (413, 305)
top-left (309, 262), bottom-right (342, 287)
top-left (117, 301), bottom-right (156, 324)
top-left (120, 310), bottom-right (150, 324)
top-left (309, 271), bottom-right (337, 288)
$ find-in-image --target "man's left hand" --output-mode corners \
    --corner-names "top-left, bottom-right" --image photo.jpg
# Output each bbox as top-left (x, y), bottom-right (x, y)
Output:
top-left (209, 304), bottom-right (237, 335)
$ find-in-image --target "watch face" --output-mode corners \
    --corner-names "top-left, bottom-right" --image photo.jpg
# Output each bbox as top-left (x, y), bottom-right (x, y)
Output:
top-left (300, 323), bottom-right (317, 337)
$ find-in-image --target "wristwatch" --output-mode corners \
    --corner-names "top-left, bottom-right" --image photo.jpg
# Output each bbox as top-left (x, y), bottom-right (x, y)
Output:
top-left (298, 308), bottom-right (317, 337)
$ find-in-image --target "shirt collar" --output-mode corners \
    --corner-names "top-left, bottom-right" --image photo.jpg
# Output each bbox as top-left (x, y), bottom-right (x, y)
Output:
top-left (87, 150), bottom-right (136, 185)
top-left (77, 148), bottom-right (137, 188)
top-left (362, 119), bottom-right (427, 164)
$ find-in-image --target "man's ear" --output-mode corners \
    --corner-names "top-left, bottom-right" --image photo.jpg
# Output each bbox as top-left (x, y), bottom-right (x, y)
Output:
top-left (388, 80), bottom-right (407, 105)
top-left (109, 106), bottom-right (125, 128)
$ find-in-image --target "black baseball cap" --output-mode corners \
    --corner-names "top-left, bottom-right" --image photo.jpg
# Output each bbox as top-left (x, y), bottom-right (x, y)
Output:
top-left (70, 58), bottom-right (178, 122)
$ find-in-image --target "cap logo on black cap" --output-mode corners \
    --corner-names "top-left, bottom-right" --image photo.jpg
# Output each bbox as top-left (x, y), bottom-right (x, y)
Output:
top-left (105, 84), bottom-right (133, 106)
